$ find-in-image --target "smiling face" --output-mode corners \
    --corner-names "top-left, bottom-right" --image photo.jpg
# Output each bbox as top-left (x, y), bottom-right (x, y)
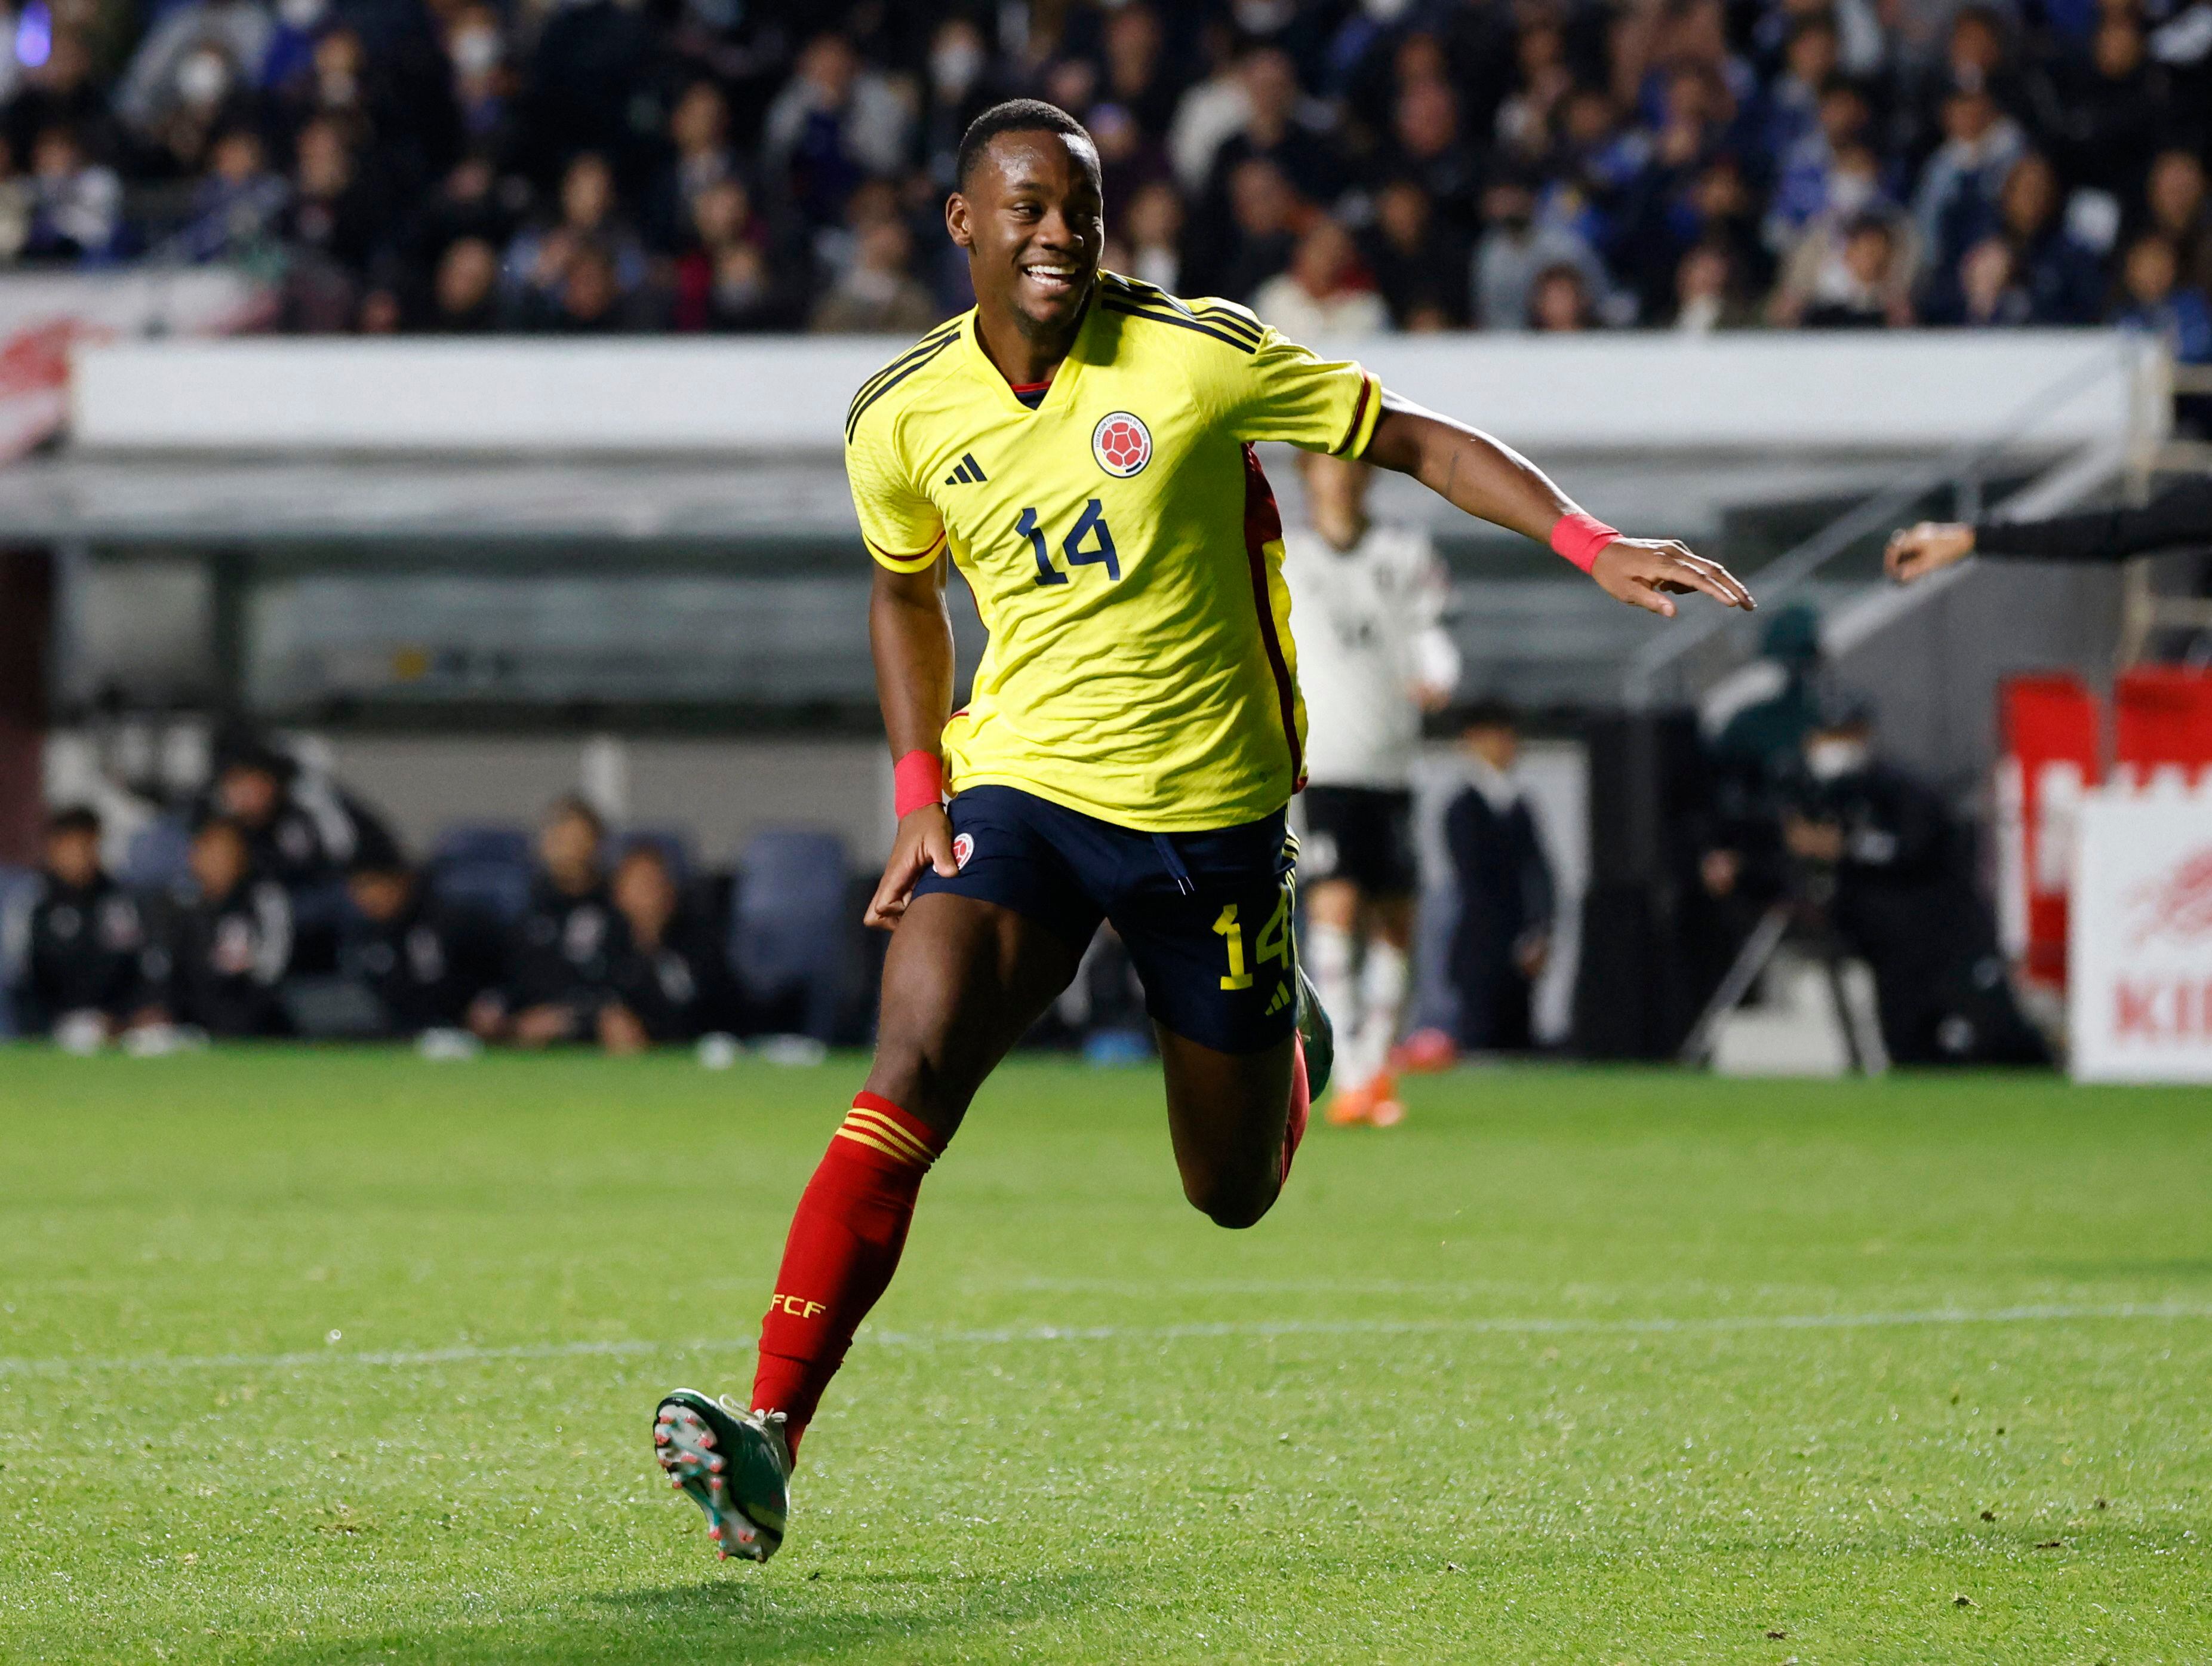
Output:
top-left (949, 128), bottom-right (1103, 344)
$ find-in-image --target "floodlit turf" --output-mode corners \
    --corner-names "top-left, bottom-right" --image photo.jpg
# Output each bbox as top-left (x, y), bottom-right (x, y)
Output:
top-left (1, 1050), bottom-right (2208, 1664)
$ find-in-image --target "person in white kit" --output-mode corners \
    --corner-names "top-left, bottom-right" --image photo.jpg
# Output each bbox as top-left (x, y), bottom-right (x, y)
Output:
top-left (1281, 448), bottom-right (1460, 1127)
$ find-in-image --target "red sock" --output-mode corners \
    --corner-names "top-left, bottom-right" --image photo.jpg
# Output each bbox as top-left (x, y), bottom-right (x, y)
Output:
top-left (1282, 1033), bottom-right (1310, 1185)
top-left (750, 1093), bottom-right (944, 1456)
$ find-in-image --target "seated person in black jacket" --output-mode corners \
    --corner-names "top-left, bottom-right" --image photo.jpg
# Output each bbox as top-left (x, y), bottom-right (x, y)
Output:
top-left (8, 806), bottom-right (158, 1041)
top-left (467, 795), bottom-right (616, 1047)
top-left (162, 816), bottom-right (293, 1038)
top-left (199, 731), bottom-right (400, 975)
top-left (599, 843), bottom-right (732, 1052)
top-left (339, 829), bottom-right (499, 1037)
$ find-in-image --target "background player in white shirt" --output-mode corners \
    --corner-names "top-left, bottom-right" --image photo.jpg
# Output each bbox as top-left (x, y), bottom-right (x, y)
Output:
top-left (1281, 450), bottom-right (1460, 1126)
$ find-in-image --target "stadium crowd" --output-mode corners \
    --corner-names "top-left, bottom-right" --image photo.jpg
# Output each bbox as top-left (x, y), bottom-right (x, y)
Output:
top-left (0, 0), bottom-right (2206, 347)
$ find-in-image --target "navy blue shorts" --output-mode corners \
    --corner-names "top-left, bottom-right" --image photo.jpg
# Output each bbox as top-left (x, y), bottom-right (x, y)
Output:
top-left (911, 785), bottom-right (1300, 1055)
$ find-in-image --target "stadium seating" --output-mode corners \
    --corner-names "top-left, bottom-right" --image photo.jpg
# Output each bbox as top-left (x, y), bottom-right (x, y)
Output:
top-left (730, 829), bottom-right (851, 1044)
top-left (426, 823), bottom-right (534, 923)
top-left (122, 818), bottom-right (193, 893)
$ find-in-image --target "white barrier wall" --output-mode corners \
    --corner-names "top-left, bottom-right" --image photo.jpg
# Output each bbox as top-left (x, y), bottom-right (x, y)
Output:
top-left (69, 330), bottom-right (2155, 457)
top-left (2070, 792), bottom-right (2212, 1083)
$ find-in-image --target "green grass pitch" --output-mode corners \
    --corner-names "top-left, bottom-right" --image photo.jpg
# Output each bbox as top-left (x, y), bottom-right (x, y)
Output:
top-left (2, 1049), bottom-right (2208, 1664)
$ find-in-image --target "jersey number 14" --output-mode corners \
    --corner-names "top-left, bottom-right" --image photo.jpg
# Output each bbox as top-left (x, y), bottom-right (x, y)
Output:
top-left (1016, 501), bottom-right (1119, 586)
top-left (1214, 885), bottom-right (1291, 992)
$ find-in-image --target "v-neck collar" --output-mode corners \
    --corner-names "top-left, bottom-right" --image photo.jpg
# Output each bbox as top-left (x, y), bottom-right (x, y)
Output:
top-left (961, 291), bottom-right (1096, 419)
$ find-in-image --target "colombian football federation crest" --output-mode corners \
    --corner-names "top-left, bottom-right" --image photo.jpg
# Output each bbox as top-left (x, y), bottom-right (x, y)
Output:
top-left (1091, 411), bottom-right (1152, 477)
top-left (952, 832), bottom-right (975, 871)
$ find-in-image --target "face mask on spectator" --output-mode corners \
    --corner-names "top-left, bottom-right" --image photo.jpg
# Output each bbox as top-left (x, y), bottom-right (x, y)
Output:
top-left (453, 27), bottom-right (502, 76)
top-left (1805, 738), bottom-right (1869, 782)
top-left (1364, 0), bottom-right (1414, 19)
top-left (320, 66), bottom-right (359, 106)
top-left (278, 0), bottom-right (328, 31)
top-left (177, 50), bottom-right (230, 110)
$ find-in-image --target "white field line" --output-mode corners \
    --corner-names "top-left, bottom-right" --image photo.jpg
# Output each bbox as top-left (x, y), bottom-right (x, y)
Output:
top-left (2, 1302), bottom-right (2209, 1379)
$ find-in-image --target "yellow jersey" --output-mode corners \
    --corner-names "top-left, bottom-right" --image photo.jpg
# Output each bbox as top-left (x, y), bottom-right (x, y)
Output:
top-left (844, 272), bottom-right (1382, 833)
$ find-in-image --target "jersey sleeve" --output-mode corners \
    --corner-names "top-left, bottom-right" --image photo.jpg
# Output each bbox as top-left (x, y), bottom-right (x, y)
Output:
top-left (844, 411), bottom-right (947, 574)
top-left (1222, 324), bottom-right (1383, 459)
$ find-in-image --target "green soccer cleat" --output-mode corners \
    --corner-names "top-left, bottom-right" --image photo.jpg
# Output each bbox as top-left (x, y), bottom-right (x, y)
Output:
top-left (653, 1389), bottom-right (791, 1563)
top-left (1297, 963), bottom-right (1334, 1103)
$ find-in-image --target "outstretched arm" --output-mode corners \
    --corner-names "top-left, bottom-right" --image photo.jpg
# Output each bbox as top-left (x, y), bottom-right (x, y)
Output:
top-left (1886, 475), bottom-right (2212, 583)
top-left (1362, 393), bottom-right (1756, 617)
top-left (865, 560), bottom-right (960, 929)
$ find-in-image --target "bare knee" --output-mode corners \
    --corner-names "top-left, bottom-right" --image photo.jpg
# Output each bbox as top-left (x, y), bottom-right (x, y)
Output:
top-left (1183, 1172), bottom-right (1279, 1230)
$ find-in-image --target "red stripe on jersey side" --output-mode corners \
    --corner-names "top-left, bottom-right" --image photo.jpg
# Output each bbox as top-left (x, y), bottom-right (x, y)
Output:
top-left (1240, 442), bottom-right (1304, 794)
top-left (1008, 379), bottom-right (1052, 394)
top-left (1338, 376), bottom-right (1375, 456)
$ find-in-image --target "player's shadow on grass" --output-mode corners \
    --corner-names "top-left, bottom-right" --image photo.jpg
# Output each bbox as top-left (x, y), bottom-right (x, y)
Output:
top-left (254, 1569), bottom-right (1125, 1664)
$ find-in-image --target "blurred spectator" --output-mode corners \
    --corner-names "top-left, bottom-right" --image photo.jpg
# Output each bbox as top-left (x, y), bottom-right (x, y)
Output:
top-left (1362, 176), bottom-right (1469, 330)
top-left (1671, 238), bottom-right (1757, 331)
top-left (1121, 176), bottom-right (1183, 293)
top-left (179, 125), bottom-right (285, 262)
top-left (1528, 262), bottom-right (1598, 331)
top-left (2050, 11), bottom-right (2172, 200)
top-left (765, 32), bottom-right (910, 231)
top-left (201, 733), bottom-right (393, 900)
top-left (809, 214), bottom-right (940, 334)
top-left (337, 831), bottom-right (493, 1037)
top-left (162, 816), bottom-right (292, 1038)
top-left (1780, 211), bottom-right (1916, 328)
top-left (1475, 173), bottom-right (1607, 331)
top-left (6, 30), bottom-right (120, 173)
top-left (672, 179), bottom-right (785, 332)
top-left (505, 151), bottom-right (646, 325)
top-left (279, 116), bottom-right (385, 275)
top-left (1253, 218), bottom-right (1386, 339)
top-left (1444, 700), bottom-right (1555, 1055)
top-left (918, 16), bottom-right (1002, 188)
top-left (1201, 47), bottom-right (1342, 210)
top-left (24, 124), bottom-right (121, 260)
top-left (598, 843), bottom-right (731, 1050)
top-left (1382, 67), bottom-right (1479, 233)
top-left (1210, 155), bottom-right (1302, 302)
top-left (1911, 82), bottom-right (2026, 287)
top-left (469, 795), bottom-right (614, 1047)
top-left (1766, 76), bottom-right (1879, 247)
top-left (2113, 234), bottom-right (2212, 367)
top-left (7, 807), bottom-right (155, 1044)
top-left (2143, 150), bottom-right (2212, 299)
top-left (651, 79), bottom-right (736, 254)
top-left (115, 0), bottom-right (272, 148)
top-left (427, 234), bottom-right (503, 331)
top-left (1924, 150), bottom-right (2101, 325)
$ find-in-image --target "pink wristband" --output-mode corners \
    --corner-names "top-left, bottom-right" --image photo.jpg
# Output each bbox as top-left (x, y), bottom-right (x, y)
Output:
top-left (893, 751), bottom-right (945, 819)
top-left (1549, 511), bottom-right (1619, 574)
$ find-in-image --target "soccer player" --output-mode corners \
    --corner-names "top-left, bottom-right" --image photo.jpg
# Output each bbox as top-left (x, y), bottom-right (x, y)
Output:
top-left (1278, 449), bottom-right (1459, 1127)
top-left (653, 100), bottom-right (1753, 1563)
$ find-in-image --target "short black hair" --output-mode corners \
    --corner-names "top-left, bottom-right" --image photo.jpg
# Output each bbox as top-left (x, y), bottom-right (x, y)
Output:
top-left (1462, 696), bottom-right (1521, 733)
top-left (46, 805), bottom-right (100, 839)
top-left (544, 794), bottom-right (605, 842)
top-left (955, 99), bottom-right (1097, 193)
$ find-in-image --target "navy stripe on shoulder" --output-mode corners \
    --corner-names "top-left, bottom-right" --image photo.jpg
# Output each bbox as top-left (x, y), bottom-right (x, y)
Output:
top-left (1099, 298), bottom-right (1260, 354)
top-left (1100, 274), bottom-right (1263, 342)
top-left (845, 332), bottom-right (962, 441)
top-left (845, 324), bottom-right (964, 429)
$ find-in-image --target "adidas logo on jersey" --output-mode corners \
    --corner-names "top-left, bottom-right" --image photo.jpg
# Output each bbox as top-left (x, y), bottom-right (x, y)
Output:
top-left (944, 452), bottom-right (989, 486)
